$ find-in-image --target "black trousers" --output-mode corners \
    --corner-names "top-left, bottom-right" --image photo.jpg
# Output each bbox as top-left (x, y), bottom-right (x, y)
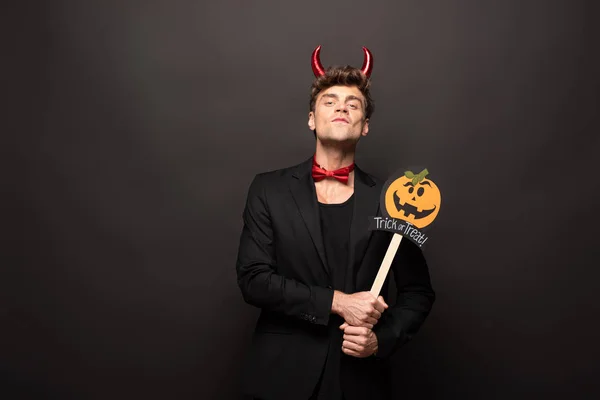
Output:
top-left (251, 374), bottom-right (346, 400)
top-left (307, 359), bottom-right (345, 400)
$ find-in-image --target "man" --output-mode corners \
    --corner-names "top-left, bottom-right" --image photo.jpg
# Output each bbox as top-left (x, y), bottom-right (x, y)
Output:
top-left (236, 46), bottom-right (435, 400)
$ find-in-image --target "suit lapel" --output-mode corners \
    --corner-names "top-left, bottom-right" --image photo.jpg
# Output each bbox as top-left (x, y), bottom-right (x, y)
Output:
top-left (289, 157), bottom-right (330, 279)
top-left (344, 166), bottom-right (380, 293)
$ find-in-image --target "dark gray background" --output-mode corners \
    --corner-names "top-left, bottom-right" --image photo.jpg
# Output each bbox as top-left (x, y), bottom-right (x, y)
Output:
top-left (5, 0), bottom-right (600, 399)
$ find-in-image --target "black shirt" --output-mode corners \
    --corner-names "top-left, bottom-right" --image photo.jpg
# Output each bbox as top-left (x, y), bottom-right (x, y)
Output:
top-left (313, 194), bottom-right (354, 400)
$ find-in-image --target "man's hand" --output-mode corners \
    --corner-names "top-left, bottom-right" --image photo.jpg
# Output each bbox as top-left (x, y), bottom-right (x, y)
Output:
top-left (332, 291), bottom-right (389, 329)
top-left (339, 322), bottom-right (379, 358)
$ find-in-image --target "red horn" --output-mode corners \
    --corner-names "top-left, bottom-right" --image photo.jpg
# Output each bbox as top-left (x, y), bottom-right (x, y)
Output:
top-left (361, 46), bottom-right (373, 78)
top-left (311, 45), bottom-right (326, 77)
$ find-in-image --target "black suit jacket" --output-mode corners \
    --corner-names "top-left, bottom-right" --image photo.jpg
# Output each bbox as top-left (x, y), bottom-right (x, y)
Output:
top-left (236, 157), bottom-right (435, 400)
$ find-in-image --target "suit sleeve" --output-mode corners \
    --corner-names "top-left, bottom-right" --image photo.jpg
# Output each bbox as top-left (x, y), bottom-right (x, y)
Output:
top-left (235, 174), bottom-right (334, 326)
top-left (373, 237), bottom-right (435, 359)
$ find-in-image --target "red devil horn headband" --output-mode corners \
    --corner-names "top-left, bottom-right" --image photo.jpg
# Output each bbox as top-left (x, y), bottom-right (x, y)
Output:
top-left (310, 45), bottom-right (374, 78)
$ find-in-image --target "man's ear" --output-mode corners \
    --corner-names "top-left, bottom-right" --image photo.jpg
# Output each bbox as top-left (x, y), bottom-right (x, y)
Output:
top-left (308, 111), bottom-right (315, 131)
top-left (362, 118), bottom-right (370, 136)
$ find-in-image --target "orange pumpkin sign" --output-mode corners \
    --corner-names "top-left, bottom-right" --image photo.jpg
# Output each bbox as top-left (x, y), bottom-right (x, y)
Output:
top-left (384, 169), bottom-right (441, 229)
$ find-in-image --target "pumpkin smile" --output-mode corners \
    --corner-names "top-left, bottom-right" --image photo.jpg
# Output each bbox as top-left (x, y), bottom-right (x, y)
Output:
top-left (393, 191), bottom-right (437, 220)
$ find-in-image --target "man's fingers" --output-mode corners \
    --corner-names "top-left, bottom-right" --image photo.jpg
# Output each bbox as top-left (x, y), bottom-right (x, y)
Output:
top-left (342, 320), bottom-right (372, 331)
top-left (342, 340), bottom-right (363, 352)
top-left (341, 346), bottom-right (361, 358)
top-left (373, 299), bottom-right (388, 313)
top-left (375, 296), bottom-right (389, 312)
top-left (344, 326), bottom-right (370, 336)
top-left (342, 341), bottom-right (367, 358)
top-left (370, 309), bottom-right (382, 320)
top-left (343, 334), bottom-right (368, 346)
top-left (377, 296), bottom-right (389, 309)
top-left (351, 322), bottom-right (373, 330)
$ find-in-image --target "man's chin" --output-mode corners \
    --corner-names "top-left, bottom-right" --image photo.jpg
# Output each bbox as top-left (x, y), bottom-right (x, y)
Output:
top-left (316, 131), bottom-right (359, 144)
top-left (317, 135), bottom-right (358, 146)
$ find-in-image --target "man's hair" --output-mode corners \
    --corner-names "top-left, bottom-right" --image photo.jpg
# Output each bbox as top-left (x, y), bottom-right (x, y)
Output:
top-left (309, 65), bottom-right (374, 120)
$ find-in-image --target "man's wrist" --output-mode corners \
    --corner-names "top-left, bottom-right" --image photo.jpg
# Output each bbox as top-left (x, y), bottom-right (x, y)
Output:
top-left (331, 290), bottom-right (346, 315)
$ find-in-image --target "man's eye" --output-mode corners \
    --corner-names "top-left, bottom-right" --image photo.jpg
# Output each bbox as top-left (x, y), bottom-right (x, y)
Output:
top-left (325, 101), bottom-right (334, 105)
top-left (349, 104), bottom-right (357, 109)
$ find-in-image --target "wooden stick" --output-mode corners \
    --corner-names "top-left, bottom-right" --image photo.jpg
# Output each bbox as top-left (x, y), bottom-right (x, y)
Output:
top-left (370, 233), bottom-right (403, 297)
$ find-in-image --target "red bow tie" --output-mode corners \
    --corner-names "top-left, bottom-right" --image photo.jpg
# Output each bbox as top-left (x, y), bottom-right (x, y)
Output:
top-left (311, 157), bottom-right (355, 184)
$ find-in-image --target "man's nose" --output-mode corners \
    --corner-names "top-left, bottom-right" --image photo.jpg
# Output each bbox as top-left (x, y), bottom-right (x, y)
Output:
top-left (335, 103), bottom-right (348, 113)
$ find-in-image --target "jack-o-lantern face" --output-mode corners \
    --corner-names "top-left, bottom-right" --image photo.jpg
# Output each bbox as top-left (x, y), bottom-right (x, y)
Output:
top-left (384, 169), bottom-right (441, 229)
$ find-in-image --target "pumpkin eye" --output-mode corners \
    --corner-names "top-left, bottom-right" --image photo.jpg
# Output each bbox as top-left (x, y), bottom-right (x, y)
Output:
top-left (417, 187), bottom-right (425, 196)
top-left (408, 186), bottom-right (414, 194)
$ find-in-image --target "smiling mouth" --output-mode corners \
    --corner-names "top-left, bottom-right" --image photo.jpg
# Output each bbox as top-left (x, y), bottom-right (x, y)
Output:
top-left (393, 191), bottom-right (436, 219)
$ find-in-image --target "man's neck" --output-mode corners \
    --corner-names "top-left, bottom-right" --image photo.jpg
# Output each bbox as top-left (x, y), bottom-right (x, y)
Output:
top-left (314, 142), bottom-right (356, 171)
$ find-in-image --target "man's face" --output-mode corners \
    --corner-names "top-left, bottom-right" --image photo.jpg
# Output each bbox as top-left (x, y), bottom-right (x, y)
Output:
top-left (308, 85), bottom-right (369, 144)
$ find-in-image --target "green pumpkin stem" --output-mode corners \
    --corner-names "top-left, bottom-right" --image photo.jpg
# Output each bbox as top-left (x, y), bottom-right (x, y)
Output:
top-left (405, 169), bottom-right (429, 185)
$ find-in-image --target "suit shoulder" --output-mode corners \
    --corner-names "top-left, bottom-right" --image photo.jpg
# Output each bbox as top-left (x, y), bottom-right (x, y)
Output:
top-left (246, 159), bottom-right (307, 193)
top-left (254, 167), bottom-right (289, 182)
top-left (253, 159), bottom-right (307, 183)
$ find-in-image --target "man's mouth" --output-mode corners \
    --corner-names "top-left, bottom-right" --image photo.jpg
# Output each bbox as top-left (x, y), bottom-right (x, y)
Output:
top-left (332, 118), bottom-right (348, 123)
top-left (393, 191), bottom-right (436, 219)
